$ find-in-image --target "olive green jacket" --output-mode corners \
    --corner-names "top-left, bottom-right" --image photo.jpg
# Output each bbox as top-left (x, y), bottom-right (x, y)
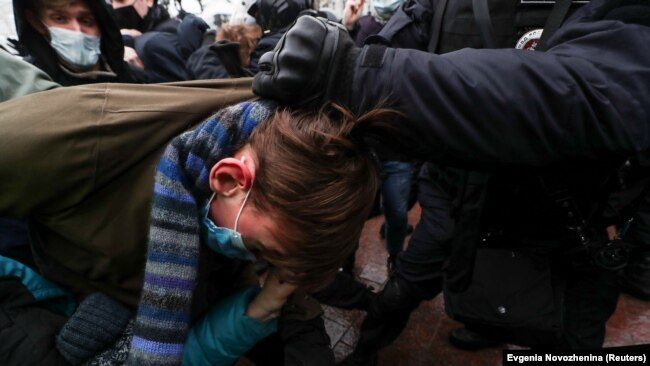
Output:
top-left (0, 78), bottom-right (255, 306)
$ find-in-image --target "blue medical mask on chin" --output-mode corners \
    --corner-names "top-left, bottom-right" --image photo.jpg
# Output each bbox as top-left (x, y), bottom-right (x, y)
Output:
top-left (46, 26), bottom-right (101, 68)
top-left (201, 183), bottom-right (256, 262)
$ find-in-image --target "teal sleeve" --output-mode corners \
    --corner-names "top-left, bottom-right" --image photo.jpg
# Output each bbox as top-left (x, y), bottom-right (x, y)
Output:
top-left (0, 255), bottom-right (76, 316)
top-left (183, 286), bottom-right (279, 366)
top-left (0, 51), bottom-right (60, 102)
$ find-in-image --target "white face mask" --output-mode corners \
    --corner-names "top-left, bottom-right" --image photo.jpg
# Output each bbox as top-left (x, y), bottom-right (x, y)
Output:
top-left (46, 26), bottom-right (101, 68)
top-left (372, 0), bottom-right (403, 19)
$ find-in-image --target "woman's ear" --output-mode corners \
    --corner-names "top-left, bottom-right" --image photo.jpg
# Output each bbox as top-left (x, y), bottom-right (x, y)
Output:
top-left (209, 157), bottom-right (253, 195)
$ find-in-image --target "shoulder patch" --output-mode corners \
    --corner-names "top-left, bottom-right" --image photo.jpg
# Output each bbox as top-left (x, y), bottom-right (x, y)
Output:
top-left (515, 29), bottom-right (544, 50)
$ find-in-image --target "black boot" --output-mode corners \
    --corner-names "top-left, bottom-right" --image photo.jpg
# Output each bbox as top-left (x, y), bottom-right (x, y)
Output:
top-left (341, 276), bottom-right (431, 366)
top-left (312, 272), bottom-right (376, 311)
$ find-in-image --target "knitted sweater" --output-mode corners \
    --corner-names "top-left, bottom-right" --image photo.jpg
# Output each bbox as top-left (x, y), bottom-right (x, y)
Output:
top-left (127, 100), bottom-right (275, 365)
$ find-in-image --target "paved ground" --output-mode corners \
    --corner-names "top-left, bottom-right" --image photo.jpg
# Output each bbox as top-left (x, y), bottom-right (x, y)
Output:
top-left (243, 204), bottom-right (650, 365)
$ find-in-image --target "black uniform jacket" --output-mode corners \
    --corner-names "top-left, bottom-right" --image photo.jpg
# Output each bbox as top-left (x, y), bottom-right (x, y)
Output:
top-left (352, 0), bottom-right (650, 168)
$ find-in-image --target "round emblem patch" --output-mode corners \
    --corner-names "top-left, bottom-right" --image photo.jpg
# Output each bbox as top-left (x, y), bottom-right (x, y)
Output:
top-left (515, 29), bottom-right (543, 51)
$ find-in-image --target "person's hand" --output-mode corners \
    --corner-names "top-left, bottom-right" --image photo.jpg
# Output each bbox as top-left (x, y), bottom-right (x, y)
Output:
top-left (246, 268), bottom-right (297, 322)
top-left (606, 224), bottom-right (619, 241)
top-left (253, 16), bottom-right (360, 107)
top-left (120, 28), bottom-right (142, 37)
top-left (123, 46), bottom-right (145, 69)
top-left (342, 0), bottom-right (366, 29)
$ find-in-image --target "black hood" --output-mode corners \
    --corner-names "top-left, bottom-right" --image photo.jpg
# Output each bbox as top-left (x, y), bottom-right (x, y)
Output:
top-left (143, 2), bottom-right (174, 32)
top-left (13, 0), bottom-right (132, 85)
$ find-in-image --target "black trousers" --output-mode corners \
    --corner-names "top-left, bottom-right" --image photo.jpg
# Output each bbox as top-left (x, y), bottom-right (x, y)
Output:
top-left (354, 163), bottom-right (621, 354)
top-left (246, 317), bottom-right (335, 366)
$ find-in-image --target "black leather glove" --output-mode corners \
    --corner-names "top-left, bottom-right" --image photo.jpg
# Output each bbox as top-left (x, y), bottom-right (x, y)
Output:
top-left (253, 15), bottom-right (360, 107)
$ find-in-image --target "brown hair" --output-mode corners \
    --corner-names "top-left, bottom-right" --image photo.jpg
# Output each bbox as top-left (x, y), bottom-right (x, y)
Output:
top-left (216, 24), bottom-right (262, 67)
top-left (247, 104), bottom-right (402, 289)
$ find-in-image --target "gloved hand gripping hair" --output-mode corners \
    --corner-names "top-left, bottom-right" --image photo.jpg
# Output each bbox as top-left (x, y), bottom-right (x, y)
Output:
top-left (253, 16), bottom-right (360, 108)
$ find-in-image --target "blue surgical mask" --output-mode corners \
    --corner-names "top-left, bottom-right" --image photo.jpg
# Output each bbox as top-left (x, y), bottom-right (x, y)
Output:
top-left (46, 26), bottom-right (101, 68)
top-left (373, 0), bottom-right (403, 19)
top-left (201, 184), bottom-right (256, 262)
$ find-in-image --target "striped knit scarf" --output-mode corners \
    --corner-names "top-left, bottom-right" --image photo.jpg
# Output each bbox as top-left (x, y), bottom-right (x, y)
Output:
top-left (127, 100), bottom-right (275, 365)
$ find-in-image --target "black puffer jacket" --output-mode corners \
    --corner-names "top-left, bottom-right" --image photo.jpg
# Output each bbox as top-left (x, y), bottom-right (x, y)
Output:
top-left (133, 14), bottom-right (208, 82)
top-left (13, 0), bottom-right (137, 85)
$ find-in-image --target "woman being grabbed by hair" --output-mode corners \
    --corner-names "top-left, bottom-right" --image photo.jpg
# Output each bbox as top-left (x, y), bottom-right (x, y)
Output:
top-left (127, 100), bottom-right (401, 366)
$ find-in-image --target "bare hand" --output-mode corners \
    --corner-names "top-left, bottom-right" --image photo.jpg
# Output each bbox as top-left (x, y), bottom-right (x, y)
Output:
top-left (124, 46), bottom-right (145, 69)
top-left (606, 224), bottom-right (619, 241)
top-left (120, 28), bottom-right (142, 37)
top-left (342, 0), bottom-right (366, 29)
top-left (246, 268), bottom-right (297, 322)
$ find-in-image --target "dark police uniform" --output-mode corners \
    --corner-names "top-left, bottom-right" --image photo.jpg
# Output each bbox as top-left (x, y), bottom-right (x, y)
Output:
top-left (345, 0), bottom-right (650, 360)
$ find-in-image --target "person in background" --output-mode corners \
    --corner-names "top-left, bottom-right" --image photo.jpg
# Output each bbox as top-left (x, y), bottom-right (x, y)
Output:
top-left (342, 0), bottom-right (405, 45)
top-left (186, 0), bottom-right (312, 80)
top-left (14, 0), bottom-right (138, 85)
top-left (110, 0), bottom-right (210, 82)
top-left (216, 24), bottom-right (262, 69)
top-left (186, 23), bottom-right (262, 79)
top-left (111, 0), bottom-right (180, 36)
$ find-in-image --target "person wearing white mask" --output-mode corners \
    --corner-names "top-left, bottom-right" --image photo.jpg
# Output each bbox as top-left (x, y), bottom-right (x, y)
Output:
top-left (342, 0), bottom-right (405, 45)
top-left (14, 0), bottom-right (141, 85)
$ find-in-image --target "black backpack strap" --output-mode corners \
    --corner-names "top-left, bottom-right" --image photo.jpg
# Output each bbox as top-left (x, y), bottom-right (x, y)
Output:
top-left (536, 0), bottom-right (574, 51)
top-left (472, 0), bottom-right (497, 48)
top-left (427, 0), bottom-right (450, 53)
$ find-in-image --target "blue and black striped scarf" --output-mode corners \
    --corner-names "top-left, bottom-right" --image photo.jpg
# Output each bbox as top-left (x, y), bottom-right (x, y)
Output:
top-left (127, 100), bottom-right (275, 365)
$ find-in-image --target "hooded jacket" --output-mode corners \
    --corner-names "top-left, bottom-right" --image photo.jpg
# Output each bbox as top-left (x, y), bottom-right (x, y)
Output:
top-left (13, 0), bottom-right (136, 85)
top-left (132, 14), bottom-right (209, 82)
